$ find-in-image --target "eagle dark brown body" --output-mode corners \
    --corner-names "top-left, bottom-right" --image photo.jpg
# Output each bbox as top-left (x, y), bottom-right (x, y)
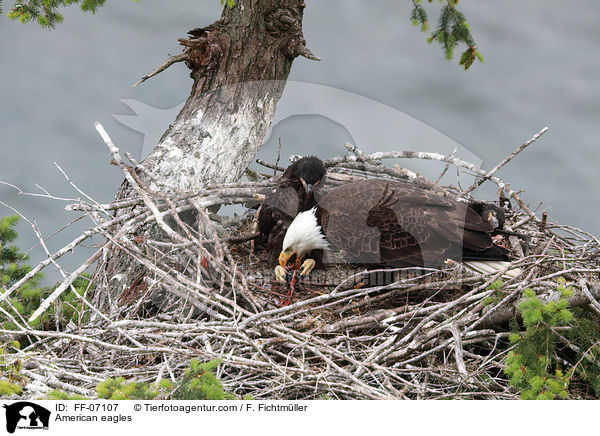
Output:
top-left (315, 179), bottom-right (508, 268)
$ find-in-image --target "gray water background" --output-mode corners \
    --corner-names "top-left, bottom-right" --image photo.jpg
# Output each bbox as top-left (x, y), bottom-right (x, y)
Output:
top-left (1, 1), bottom-right (599, 284)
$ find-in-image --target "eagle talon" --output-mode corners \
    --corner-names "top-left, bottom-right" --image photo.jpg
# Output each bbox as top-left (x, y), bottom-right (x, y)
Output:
top-left (274, 265), bottom-right (287, 282)
top-left (300, 258), bottom-right (316, 276)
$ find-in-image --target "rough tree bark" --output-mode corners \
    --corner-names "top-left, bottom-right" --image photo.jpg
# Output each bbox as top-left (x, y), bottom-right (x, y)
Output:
top-left (103, 0), bottom-right (317, 302)
top-left (143, 0), bottom-right (317, 191)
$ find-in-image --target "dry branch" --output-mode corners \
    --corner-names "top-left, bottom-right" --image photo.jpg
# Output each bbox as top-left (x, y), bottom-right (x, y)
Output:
top-left (132, 53), bottom-right (187, 88)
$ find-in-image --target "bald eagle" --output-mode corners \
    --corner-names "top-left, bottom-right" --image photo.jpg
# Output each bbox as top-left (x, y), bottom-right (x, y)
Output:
top-left (276, 178), bottom-right (518, 281)
top-left (258, 156), bottom-right (326, 263)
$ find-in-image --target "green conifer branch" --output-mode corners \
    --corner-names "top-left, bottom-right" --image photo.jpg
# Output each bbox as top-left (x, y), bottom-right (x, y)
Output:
top-left (5, 0), bottom-right (107, 28)
top-left (3, 0), bottom-right (234, 27)
top-left (93, 358), bottom-right (242, 400)
top-left (413, 0), bottom-right (483, 69)
top-left (410, 0), bottom-right (429, 32)
top-left (504, 281), bottom-right (574, 399)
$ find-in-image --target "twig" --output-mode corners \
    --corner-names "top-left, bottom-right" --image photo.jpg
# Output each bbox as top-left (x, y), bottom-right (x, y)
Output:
top-left (461, 127), bottom-right (548, 195)
top-left (449, 323), bottom-right (469, 379)
top-left (435, 146), bottom-right (457, 184)
top-left (132, 53), bottom-right (187, 88)
top-left (256, 159), bottom-right (286, 173)
top-left (578, 279), bottom-right (600, 316)
top-left (274, 137), bottom-right (283, 177)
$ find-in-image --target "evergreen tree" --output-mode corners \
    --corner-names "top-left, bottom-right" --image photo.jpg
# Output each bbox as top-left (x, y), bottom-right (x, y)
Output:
top-left (3, 0), bottom-right (481, 69)
top-left (504, 283), bottom-right (573, 399)
top-left (3, 0), bottom-right (108, 28)
top-left (0, 216), bottom-right (38, 290)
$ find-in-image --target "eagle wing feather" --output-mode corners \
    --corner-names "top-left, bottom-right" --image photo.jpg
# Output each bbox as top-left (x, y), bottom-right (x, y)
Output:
top-left (317, 179), bottom-right (502, 267)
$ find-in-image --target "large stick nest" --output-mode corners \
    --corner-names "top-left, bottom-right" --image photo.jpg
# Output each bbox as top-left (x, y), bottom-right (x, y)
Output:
top-left (2, 129), bottom-right (600, 400)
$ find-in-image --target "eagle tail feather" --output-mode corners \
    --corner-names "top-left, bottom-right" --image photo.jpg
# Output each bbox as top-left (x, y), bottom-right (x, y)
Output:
top-left (463, 260), bottom-right (522, 280)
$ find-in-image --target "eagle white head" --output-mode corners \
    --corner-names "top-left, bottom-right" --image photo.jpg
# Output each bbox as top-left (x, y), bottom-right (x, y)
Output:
top-left (279, 207), bottom-right (328, 268)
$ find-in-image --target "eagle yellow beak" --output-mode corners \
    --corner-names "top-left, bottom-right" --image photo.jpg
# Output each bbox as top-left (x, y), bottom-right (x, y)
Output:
top-left (279, 249), bottom-right (301, 269)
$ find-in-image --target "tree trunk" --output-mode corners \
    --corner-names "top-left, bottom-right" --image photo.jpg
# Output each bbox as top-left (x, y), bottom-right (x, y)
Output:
top-left (103, 0), bottom-right (316, 304)
top-left (143, 0), bottom-right (316, 191)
